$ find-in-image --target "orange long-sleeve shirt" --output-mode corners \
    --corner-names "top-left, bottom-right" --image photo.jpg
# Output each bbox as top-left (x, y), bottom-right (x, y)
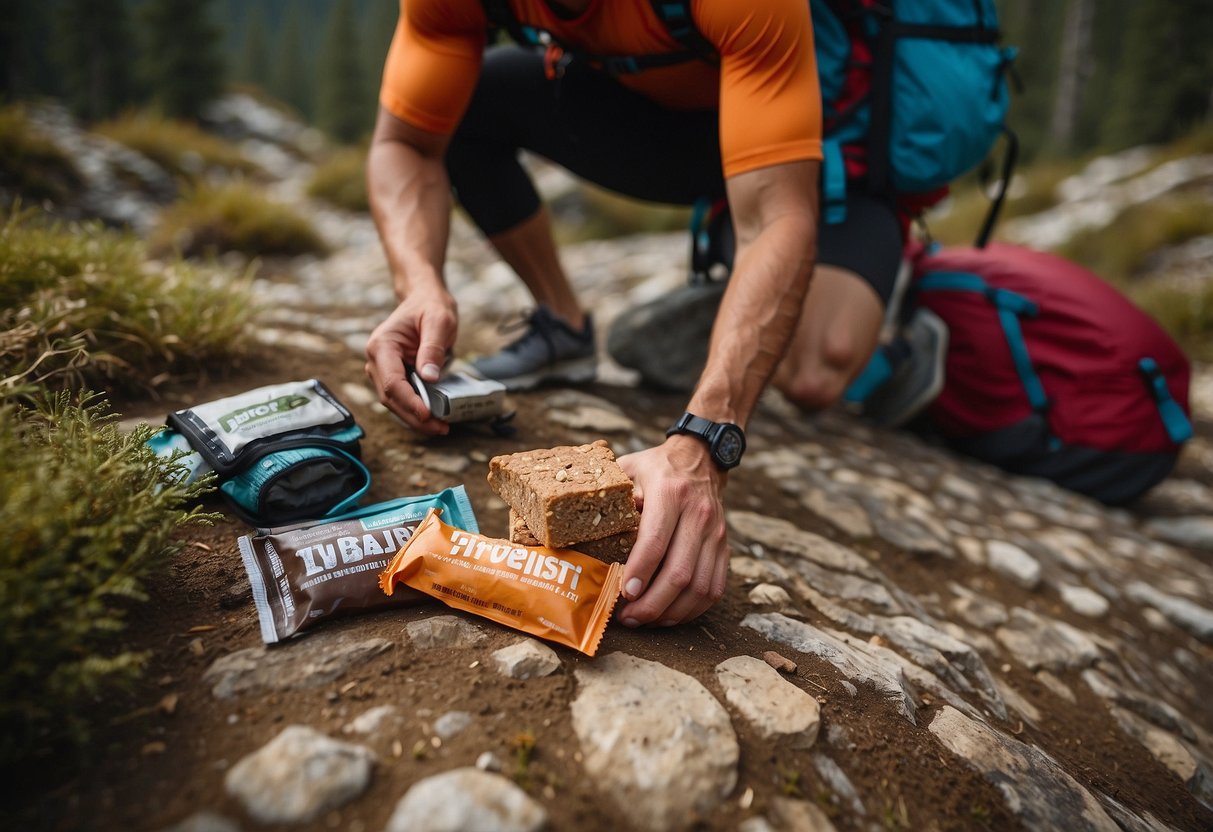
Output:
top-left (378, 0), bottom-right (822, 180)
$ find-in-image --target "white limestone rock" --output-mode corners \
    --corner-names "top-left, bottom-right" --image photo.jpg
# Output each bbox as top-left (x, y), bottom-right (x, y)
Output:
top-left (1058, 584), bottom-right (1110, 618)
top-left (929, 706), bottom-right (1118, 830)
top-left (727, 511), bottom-right (875, 575)
top-left (801, 488), bottom-right (873, 539)
top-left (571, 652), bottom-right (739, 832)
top-left (433, 710), bottom-right (473, 740)
top-left (224, 726), bottom-right (374, 824)
top-left (384, 768), bottom-right (546, 832)
top-left (987, 540), bottom-right (1042, 589)
top-left (203, 635), bottom-right (392, 700)
top-left (492, 639), bottom-right (561, 680)
top-left (1143, 516), bottom-right (1213, 552)
top-left (995, 608), bottom-right (1101, 671)
top-left (749, 583), bottom-right (793, 607)
top-left (742, 613), bottom-right (918, 724)
top-left (715, 655), bottom-right (820, 747)
top-left (1126, 582), bottom-right (1213, 643)
top-left (157, 813), bottom-right (240, 832)
top-left (406, 614), bottom-right (488, 649)
top-left (343, 705), bottom-right (398, 735)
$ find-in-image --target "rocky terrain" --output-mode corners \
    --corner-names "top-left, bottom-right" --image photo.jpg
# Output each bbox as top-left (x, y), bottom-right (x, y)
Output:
top-left (12, 96), bottom-right (1213, 831)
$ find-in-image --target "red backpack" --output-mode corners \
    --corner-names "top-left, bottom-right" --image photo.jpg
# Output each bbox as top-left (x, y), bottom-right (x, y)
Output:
top-left (907, 241), bottom-right (1192, 504)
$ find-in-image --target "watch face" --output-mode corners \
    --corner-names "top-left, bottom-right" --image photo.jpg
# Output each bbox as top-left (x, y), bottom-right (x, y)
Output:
top-left (713, 425), bottom-right (745, 467)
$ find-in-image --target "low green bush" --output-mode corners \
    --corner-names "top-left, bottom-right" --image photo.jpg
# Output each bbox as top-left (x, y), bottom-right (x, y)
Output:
top-left (307, 148), bottom-right (369, 212)
top-left (95, 113), bottom-right (261, 182)
top-left (150, 182), bottom-right (330, 259)
top-left (0, 391), bottom-right (216, 765)
top-left (0, 105), bottom-right (83, 204)
top-left (0, 209), bottom-right (253, 393)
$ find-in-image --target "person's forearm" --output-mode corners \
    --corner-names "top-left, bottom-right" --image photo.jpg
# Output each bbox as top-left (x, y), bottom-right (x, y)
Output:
top-left (367, 137), bottom-right (452, 300)
top-left (689, 215), bottom-right (817, 428)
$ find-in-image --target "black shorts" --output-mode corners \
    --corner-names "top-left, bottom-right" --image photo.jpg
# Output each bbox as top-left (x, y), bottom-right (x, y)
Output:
top-left (447, 45), bottom-right (904, 306)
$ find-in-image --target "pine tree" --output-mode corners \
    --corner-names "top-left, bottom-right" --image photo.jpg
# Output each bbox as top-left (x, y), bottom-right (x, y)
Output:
top-left (140, 0), bottom-right (226, 120)
top-left (238, 5), bottom-right (272, 92)
top-left (2, 0), bottom-right (63, 100)
top-left (1103, 0), bottom-right (1213, 149)
top-left (54, 0), bottom-right (135, 120)
top-left (316, 0), bottom-right (371, 144)
top-left (272, 4), bottom-right (313, 119)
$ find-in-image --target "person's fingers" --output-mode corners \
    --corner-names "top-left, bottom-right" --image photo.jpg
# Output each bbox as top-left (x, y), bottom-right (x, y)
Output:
top-left (365, 345), bottom-right (448, 436)
top-left (625, 504), bottom-right (718, 630)
top-left (618, 484), bottom-right (678, 613)
top-left (416, 307), bottom-right (457, 382)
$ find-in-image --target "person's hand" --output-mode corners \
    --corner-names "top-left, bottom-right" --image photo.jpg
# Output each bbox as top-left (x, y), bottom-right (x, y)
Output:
top-left (616, 436), bottom-right (730, 626)
top-left (365, 288), bottom-right (458, 436)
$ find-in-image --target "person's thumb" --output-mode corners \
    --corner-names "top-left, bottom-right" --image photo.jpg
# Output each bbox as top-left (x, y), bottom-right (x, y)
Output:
top-left (416, 311), bottom-right (455, 382)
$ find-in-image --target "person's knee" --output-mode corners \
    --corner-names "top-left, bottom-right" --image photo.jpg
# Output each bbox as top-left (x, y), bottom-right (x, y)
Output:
top-left (777, 326), bottom-right (869, 411)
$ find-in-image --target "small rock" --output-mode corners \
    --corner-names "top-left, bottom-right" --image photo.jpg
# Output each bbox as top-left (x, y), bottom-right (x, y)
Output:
top-left (476, 751), bottom-right (503, 772)
top-left (433, 710), bottom-right (473, 740)
top-left (800, 488), bottom-right (873, 539)
top-left (995, 608), bottom-right (1101, 671)
top-left (420, 452), bottom-right (472, 475)
top-left (1143, 516), bottom-right (1213, 551)
top-left (748, 583), bottom-right (792, 607)
top-left (203, 635), bottom-right (392, 700)
top-left (763, 651), bottom-right (797, 674)
top-left (1058, 584), bottom-right (1110, 619)
top-left (491, 639), bottom-right (561, 679)
top-left (343, 705), bottom-right (398, 735)
top-left (157, 812), bottom-right (241, 832)
top-left (384, 768), bottom-right (546, 832)
top-left (765, 796), bottom-right (839, 832)
top-left (812, 754), bottom-right (866, 818)
top-left (1126, 582), bottom-right (1213, 643)
top-left (715, 656), bottom-right (820, 747)
top-left (955, 536), bottom-right (986, 566)
top-left (224, 726), bottom-right (374, 824)
top-left (406, 615), bottom-right (487, 649)
top-left (987, 540), bottom-right (1042, 589)
top-left (727, 512), bottom-right (875, 575)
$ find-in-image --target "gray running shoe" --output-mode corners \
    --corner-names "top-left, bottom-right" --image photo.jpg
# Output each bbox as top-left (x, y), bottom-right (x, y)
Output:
top-left (470, 305), bottom-right (596, 391)
top-left (606, 279), bottom-right (727, 392)
top-left (862, 307), bottom-right (949, 428)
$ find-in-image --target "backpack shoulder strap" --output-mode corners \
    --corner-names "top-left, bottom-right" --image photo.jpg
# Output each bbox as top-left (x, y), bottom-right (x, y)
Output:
top-left (646, 0), bottom-right (719, 65)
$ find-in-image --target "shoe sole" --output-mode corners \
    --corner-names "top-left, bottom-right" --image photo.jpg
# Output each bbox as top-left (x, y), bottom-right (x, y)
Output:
top-left (487, 356), bottom-right (598, 392)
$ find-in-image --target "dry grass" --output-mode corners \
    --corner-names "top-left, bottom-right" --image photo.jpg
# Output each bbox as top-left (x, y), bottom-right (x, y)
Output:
top-left (1, 208), bottom-right (254, 393)
top-left (0, 105), bottom-right (83, 204)
top-left (307, 147), bottom-right (369, 212)
top-left (151, 182), bottom-right (329, 259)
top-left (95, 113), bottom-right (262, 182)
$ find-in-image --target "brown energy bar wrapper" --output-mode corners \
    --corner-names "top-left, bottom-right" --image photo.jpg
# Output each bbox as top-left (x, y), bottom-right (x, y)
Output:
top-left (379, 509), bottom-right (623, 656)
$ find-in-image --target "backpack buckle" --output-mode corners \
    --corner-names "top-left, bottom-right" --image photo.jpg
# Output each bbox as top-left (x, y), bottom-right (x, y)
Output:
top-left (544, 44), bottom-right (571, 80)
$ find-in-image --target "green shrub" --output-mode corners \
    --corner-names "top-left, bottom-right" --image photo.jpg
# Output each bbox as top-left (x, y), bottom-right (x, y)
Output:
top-left (1059, 194), bottom-right (1213, 283)
top-left (151, 182), bottom-right (330, 259)
top-left (0, 105), bottom-right (83, 204)
top-left (307, 147), bottom-right (369, 212)
top-left (0, 391), bottom-right (216, 765)
top-left (94, 113), bottom-right (261, 182)
top-left (0, 209), bottom-right (253, 393)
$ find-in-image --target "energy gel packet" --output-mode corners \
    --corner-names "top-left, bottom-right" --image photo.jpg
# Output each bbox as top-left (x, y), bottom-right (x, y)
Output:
top-left (239, 486), bottom-right (477, 644)
top-left (379, 509), bottom-right (623, 657)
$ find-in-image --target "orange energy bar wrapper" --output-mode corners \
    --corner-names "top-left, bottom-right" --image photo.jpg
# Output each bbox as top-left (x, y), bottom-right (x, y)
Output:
top-left (379, 509), bottom-right (624, 656)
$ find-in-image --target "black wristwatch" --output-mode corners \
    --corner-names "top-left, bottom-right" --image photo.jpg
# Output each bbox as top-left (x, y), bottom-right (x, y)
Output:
top-left (666, 412), bottom-right (747, 471)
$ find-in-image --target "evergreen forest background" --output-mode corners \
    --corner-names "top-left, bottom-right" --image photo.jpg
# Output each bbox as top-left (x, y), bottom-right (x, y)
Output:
top-left (2, 0), bottom-right (1211, 158)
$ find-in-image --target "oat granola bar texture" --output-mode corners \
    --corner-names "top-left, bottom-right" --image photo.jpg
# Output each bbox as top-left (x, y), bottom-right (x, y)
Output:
top-left (509, 509), bottom-right (636, 563)
top-left (488, 440), bottom-right (639, 548)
